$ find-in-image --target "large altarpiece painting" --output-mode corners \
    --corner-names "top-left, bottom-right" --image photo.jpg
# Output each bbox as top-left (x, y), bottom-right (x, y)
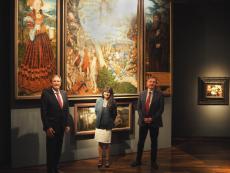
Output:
top-left (64, 0), bottom-right (140, 99)
top-left (14, 0), bottom-right (172, 100)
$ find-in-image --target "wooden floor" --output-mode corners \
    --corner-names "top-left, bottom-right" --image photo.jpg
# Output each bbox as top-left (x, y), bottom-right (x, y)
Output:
top-left (1, 139), bottom-right (230, 173)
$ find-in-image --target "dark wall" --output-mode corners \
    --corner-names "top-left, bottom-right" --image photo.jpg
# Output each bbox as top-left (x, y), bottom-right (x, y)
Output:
top-left (2, 0), bottom-right (230, 167)
top-left (0, 0), bottom-right (11, 167)
top-left (173, 0), bottom-right (230, 137)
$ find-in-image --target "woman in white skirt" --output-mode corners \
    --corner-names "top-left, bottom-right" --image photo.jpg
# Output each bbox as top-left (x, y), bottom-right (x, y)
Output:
top-left (95, 87), bottom-right (117, 168)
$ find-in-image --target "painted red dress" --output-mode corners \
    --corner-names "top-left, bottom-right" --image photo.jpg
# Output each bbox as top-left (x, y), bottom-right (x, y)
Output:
top-left (18, 10), bottom-right (56, 94)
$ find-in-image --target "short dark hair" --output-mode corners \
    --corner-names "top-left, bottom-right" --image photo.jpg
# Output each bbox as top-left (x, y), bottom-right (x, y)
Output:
top-left (146, 77), bottom-right (158, 84)
top-left (147, 76), bottom-right (157, 81)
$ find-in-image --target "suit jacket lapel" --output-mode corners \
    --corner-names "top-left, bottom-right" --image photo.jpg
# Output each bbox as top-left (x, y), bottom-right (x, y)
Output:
top-left (143, 90), bottom-right (147, 102)
top-left (150, 90), bottom-right (157, 108)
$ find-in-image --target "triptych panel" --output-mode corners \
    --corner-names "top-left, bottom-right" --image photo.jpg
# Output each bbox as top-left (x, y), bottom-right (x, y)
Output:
top-left (14, 0), bottom-right (172, 100)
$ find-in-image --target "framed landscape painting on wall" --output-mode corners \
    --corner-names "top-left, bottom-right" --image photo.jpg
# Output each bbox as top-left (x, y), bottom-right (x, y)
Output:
top-left (74, 102), bottom-right (132, 135)
top-left (15, 0), bottom-right (60, 99)
top-left (143, 0), bottom-right (172, 96)
top-left (63, 0), bottom-right (141, 99)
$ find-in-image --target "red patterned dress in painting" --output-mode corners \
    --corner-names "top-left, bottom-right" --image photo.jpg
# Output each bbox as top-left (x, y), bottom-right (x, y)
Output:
top-left (18, 9), bottom-right (56, 94)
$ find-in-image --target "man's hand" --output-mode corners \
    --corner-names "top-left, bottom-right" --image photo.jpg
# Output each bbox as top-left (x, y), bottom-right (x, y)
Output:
top-left (47, 128), bottom-right (55, 137)
top-left (144, 117), bottom-right (153, 124)
top-left (156, 43), bottom-right (161, 48)
top-left (65, 126), bottom-right (70, 133)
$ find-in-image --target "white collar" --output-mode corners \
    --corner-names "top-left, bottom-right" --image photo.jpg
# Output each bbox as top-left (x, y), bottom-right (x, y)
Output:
top-left (147, 89), bottom-right (154, 93)
top-left (52, 88), bottom-right (60, 94)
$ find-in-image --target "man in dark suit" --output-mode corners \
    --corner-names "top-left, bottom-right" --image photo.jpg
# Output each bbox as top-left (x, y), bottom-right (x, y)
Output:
top-left (131, 77), bottom-right (164, 169)
top-left (41, 74), bottom-right (71, 173)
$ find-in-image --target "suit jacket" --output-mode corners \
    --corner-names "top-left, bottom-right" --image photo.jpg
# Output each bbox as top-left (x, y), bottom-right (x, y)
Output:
top-left (137, 89), bottom-right (164, 127)
top-left (95, 98), bottom-right (117, 129)
top-left (40, 87), bottom-right (70, 132)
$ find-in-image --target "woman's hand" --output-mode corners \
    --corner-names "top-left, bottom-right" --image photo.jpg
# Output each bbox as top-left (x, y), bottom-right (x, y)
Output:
top-left (65, 126), bottom-right (70, 133)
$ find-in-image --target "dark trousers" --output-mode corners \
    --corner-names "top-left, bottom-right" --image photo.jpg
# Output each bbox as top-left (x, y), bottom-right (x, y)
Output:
top-left (136, 125), bottom-right (159, 162)
top-left (46, 130), bottom-right (64, 173)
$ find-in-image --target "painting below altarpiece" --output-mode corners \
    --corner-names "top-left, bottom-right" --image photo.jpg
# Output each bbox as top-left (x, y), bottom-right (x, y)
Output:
top-left (15, 0), bottom-right (60, 99)
top-left (144, 0), bottom-right (171, 96)
top-left (64, 0), bottom-right (140, 98)
top-left (74, 103), bottom-right (132, 135)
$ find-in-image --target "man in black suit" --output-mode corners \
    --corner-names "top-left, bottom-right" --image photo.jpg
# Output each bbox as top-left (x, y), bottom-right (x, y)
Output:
top-left (131, 77), bottom-right (164, 169)
top-left (41, 74), bottom-right (71, 173)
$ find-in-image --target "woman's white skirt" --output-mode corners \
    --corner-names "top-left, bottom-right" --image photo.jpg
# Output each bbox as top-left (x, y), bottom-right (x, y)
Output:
top-left (94, 128), bottom-right (112, 143)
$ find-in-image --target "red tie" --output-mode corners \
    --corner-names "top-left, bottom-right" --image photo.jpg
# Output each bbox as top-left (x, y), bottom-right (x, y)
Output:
top-left (145, 91), bottom-right (151, 116)
top-left (56, 92), bottom-right (63, 108)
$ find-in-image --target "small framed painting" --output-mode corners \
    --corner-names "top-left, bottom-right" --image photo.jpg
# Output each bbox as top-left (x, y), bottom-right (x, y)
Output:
top-left (198, 77), bottom-right (229, 105)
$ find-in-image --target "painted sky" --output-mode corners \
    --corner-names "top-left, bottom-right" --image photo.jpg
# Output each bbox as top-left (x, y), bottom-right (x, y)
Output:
top-left (78, 0), bottom-right (138, 43)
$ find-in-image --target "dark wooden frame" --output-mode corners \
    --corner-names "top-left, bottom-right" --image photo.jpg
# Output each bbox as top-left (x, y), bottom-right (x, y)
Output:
top-left (74, 102), bottom-right (132, 135)
top-left (198, 77), bottom-right (229, 105)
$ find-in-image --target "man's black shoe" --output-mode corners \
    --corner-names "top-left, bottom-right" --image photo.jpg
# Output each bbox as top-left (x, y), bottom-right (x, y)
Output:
top-left (130, 161), bottom-right (142, 167)
top-left (151, 162), bottom-right (159, 170)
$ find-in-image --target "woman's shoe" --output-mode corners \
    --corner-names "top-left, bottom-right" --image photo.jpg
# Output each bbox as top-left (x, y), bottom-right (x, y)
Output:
top-left (97, 160), bottom-right (103, 168)
top-left (105, 160), bottom-right (110, 168)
